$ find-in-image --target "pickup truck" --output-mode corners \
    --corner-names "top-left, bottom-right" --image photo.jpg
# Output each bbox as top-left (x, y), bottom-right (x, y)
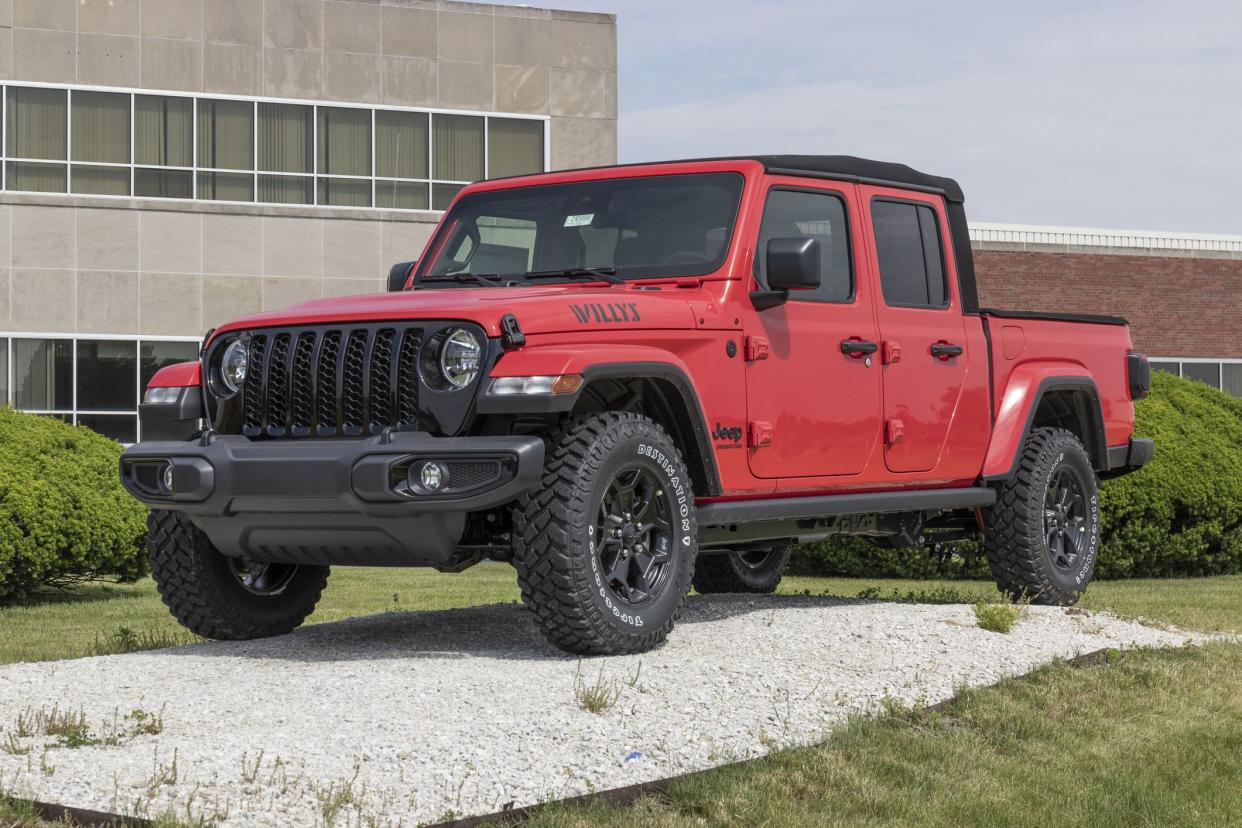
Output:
top-left (121, 155), bottom-right (1153, 655)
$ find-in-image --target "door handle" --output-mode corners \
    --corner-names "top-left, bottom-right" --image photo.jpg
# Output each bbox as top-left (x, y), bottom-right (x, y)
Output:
top-left (840, 339), bottom-right (878, 358)
top-left (930, 342), bottom-right (964, 360)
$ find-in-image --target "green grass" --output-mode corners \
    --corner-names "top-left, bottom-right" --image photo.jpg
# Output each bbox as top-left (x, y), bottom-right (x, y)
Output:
top-left (3, 568), bottom-right (1241, 666)
top-left (3, 567), bottom-right (1242, 825)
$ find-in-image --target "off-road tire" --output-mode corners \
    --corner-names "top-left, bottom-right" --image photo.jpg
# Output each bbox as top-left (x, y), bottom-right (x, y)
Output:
top-left (984, 427), bottom-right (1101, 605)
top-left (692, 545), bottom-right (791, 594)
top-left (513, 412), bottom-right (697, 655)
top-left (147, 510), bottom-right (329, 640)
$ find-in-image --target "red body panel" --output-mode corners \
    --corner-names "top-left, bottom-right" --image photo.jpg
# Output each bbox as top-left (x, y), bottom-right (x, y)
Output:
top-left (149, 360), bottom-right (201, 388)
top-left (177, 159), bottom-right (1139, 502)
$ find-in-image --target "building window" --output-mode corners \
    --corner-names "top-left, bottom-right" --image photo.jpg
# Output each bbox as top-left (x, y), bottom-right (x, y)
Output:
top-left (1149, 359), bottom-right (1242, 398)
top-left (0, 83), bottom-right (546, 211)
top-left (2, 335), bottom-right (200, 443)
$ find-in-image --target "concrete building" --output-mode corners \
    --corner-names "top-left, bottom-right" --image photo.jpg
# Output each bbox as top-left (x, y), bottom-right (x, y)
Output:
top-left (0, 0), bottom-right (617, 441)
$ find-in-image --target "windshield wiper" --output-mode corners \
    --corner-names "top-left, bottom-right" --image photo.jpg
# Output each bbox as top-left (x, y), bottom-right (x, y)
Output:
top-left (421, 272), bottom-right (511, 288)
top-left (522, 267), bottom-right (625, 285)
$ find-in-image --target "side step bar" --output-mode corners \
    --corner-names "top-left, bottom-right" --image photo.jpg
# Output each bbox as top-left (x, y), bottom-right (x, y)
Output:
top-left (696, 487), bottom-right (996, 526)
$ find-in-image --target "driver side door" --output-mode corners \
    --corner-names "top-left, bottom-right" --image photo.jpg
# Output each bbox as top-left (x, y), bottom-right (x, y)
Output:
top-left (743, 182), bottom-right (884, 479)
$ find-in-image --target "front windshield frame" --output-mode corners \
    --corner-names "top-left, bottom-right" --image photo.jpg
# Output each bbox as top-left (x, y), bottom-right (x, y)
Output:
top-left (413, 171), bottom-right (746, 286)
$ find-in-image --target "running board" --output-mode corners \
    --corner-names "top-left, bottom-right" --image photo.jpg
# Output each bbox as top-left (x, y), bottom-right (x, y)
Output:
top-left (696, 487), bottom-right (996, 526)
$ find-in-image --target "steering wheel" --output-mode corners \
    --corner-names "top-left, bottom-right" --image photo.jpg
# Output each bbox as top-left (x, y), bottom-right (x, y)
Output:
top-left (663, 251), bottom-right (712, 266)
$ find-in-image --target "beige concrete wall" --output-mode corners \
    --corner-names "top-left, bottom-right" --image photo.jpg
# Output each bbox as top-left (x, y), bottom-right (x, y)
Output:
top-left (0, 0), bottom-right (617, 336)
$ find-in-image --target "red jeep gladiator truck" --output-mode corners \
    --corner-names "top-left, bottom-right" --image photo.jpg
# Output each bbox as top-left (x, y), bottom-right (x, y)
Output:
top-left (121, 156), bottom-right (1153, 655)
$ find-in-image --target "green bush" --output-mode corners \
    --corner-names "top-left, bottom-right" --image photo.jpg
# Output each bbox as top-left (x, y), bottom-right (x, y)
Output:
top-left (791, 372), bottom-right (1242, 580)
top-left (0, 408), bottom-right (147, 603)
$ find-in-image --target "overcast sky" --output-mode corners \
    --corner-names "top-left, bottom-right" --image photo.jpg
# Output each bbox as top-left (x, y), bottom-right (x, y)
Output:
top-left (552, 0), bottom-right (1242, 233)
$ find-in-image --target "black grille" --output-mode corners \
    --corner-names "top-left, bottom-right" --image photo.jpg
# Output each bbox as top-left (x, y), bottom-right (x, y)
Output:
top-left (240, 326), bottom-right (425, 438)
top-left (445, 460), bottom-right (503, 489)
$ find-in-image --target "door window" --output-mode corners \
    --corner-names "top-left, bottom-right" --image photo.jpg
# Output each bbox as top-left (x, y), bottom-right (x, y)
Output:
top-left (872, 200), bottom-right (948, 308)
top-left (755, 189), bottom-right (853, 302)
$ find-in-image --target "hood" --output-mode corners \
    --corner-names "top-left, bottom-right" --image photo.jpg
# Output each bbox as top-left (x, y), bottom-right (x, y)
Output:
top-left (209, 284), bottom-right (700, 340)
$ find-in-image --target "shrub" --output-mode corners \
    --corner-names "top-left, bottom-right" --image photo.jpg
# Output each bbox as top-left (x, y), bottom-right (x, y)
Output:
top-left (791, 373), bottom-right (1242, 580)
top-left (0, 408), bottom-right (147, 603)
top-left (973, 601), bottom-right (1020, 633)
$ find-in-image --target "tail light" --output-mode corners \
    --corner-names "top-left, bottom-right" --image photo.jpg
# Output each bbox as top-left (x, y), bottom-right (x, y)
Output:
top-left (1127, 351), bottom-right (1150, 399)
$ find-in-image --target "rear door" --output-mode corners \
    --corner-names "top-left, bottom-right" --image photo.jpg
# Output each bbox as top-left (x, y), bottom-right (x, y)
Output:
top-left (861, 189), bottom-right (971, 473)
top-left (744, 180), bottom-right (883, 478)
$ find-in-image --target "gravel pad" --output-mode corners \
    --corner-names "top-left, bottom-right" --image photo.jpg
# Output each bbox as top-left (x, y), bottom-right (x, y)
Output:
top-left (0, 595), bottom-right (1207, 825)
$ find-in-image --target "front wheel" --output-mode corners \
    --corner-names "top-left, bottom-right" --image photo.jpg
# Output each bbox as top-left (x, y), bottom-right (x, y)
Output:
top-left (983, 427), bottom-right (1101, 605)
top-left (513, 412), bottom-right (697, 655)
top-left (148, 510), bottom-right (329, 640)
top-left (693, 545), bottom-right (791, 594)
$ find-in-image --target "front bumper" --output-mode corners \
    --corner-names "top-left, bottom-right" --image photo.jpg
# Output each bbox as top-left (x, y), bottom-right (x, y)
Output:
top-left (119, 432), bottom-right (544, 566)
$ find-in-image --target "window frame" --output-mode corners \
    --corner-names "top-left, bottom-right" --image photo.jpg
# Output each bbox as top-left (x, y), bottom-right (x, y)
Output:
top-left (0, 81), bottom-right (550, 214)
top-left (870, 195), bottom-right (952, 311)
top-left (753, 184), bottom-right (857, 305)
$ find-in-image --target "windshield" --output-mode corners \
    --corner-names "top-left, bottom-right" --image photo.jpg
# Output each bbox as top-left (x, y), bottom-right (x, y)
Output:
top-left (418, 172), bottom-right (745, 284)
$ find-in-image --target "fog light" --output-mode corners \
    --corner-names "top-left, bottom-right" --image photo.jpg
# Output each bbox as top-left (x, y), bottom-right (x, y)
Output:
top-left (162, 464), bottom-right (175, 494)
top-left (416, 461), bottom-right (445, 492)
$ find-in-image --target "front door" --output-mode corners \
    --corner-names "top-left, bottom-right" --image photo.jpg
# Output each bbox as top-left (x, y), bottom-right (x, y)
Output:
top-left (745, 182), bottom-right (883, 478)
top-left (862, 190), bottom-right (971, 473)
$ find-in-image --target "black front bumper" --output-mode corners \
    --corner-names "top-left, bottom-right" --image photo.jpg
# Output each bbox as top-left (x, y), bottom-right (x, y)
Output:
top-left (120, 432), bottom-right (544, 567)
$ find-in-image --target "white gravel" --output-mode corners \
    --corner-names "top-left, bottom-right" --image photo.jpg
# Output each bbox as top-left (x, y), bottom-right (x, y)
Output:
top-left (0, 595), bottom-right (1210, 826)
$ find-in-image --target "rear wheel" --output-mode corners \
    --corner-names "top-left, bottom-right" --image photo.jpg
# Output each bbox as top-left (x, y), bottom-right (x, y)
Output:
top-left (692, 544), bottom-right (791, 594)
top-left (147, 510), bottom-right (329, 640)
top-left (514, 412), bottom-right (697, 655)
top-left (984, 427), bottom-right (1101, 605)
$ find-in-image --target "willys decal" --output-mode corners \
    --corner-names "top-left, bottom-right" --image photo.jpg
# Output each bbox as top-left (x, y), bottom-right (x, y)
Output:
top-left (570, 303), bottom-right (642, 324)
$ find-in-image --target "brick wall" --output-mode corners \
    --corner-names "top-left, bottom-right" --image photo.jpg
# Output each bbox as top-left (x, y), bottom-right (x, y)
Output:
top-left (973, 248), bottom-right (1242, 359)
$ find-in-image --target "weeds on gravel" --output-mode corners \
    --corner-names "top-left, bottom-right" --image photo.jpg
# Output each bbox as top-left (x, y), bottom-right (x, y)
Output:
top-left (143, 748), bottom-right (180, 796)
top-left (855, 584), bottom-right (983, 605)
top-left (313, 766), bottom-right (366, 827)
top-left (0, 732), bottom-right (29, 756)
top-left (574, 664), bottom-right (623, 714)
top-left (974, 601), bottom-right (1022, 634)
top-left (5, 705), bottom-right (167, 755)
top-left (87, 626), bottom-right (199, 657)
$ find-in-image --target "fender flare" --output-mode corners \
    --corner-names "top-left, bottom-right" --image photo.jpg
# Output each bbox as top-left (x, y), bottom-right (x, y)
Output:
top-left (981, 366), bottom-right (1107, 481)
top-left (476, 345), bottom-right (721, 496)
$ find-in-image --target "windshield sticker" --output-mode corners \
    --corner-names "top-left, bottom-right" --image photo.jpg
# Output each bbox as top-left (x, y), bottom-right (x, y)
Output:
top-left (563, 213), bottom-right (594, 227)
top-left (570, 302), bottom-right (642, 324)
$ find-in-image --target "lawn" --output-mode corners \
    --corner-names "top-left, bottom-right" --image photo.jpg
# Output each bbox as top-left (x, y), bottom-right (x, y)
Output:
top-left (2, 569), bottom-right (1240, 826)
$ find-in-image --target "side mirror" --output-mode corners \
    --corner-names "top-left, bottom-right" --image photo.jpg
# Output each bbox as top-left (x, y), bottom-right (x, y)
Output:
top-left (388, 260), bottom-right (416, 292)
top-left (767, 237), bottom-right (821, 291)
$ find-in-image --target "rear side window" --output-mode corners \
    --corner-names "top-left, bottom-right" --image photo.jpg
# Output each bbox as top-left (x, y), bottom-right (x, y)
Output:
top-left (871, 200), bottom-right (948, 308)
top-left (755, 189), bottom-right (852, 303)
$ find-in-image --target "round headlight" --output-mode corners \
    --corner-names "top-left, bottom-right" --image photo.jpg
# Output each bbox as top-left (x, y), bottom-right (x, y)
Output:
top-left (220, 339), bottom-right (249, 394)
top-left (439, 328), bottom-right (481, 388)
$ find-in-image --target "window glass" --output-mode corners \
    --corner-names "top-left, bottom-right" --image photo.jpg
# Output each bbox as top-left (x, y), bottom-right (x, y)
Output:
top-left (425, 173), bottom-right (745, 282)
top-left (1148, 360), bottom-right (1180, 376)
top-left (376, 179), bottom-right (429, 210)
top-left (197, 171), bottom-right (253, 202)
top-left (755, 189), bottom-right (853, 302)
top-left (77, 414), bottom-right (137, 443)
top-left (13, 339), bottom-right (72, 411)
top-left (488, 118), bottom-right (543, 179)
top-left (7, 87), bottom-right (67, 160)
top-left (433, 114), bottom-right (484, 182)
top-left (135, 95), bottom-right (192, 167)
top-left (432, 182), bottom-right (465, 211)
top-left (0, 339), bottom-right (7, 404)
top-left (77, 340), bottom-right (137, 411)
top-left (258, 103), bottom-right (312, 174)
top-left (317, 178), bottom-right (371, 207)
top-left (71, 91), bottom-right (129, 164)
top-left (136, 168), bottom-right (193, 199)
top-left (8, 162), bottom-right (67, 193)
top-left (197, 98), bottom-right (253, 171)
top-left (258, 174), bottom-right (313, 205)
top-left (317, 107), bottom-right (370, 177)
top-left (1223, 364), bottom-right (1242, 398)
top-left (872, 200), bottom-right (949, 308)
top-left (140, 341), bottom-right (199, 390)
top-left (71, 165), bottom-right (129, 196)
top-left (375, 110), bottom-right (429, 179)
top-left (1182, 362), bottom-right (1221, 388)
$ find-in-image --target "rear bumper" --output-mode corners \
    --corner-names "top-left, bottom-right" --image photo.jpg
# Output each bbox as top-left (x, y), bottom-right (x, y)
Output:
top-left (119, 432), bottom-right (543, 566)
top-left (1103, 437), bottom-right (1155, 479)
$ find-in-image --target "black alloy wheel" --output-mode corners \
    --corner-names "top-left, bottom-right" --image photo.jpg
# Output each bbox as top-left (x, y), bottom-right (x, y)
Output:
top-left (1044, 464), bottom-right (1089, 573)
top-left (596, 465), bottom-right (675, 606)
top-left (226, 557), bottom-right (300, 596)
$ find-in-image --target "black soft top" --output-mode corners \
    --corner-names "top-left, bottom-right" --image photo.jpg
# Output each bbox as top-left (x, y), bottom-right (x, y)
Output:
top-left (744, 155), bottom-right (965, 204)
